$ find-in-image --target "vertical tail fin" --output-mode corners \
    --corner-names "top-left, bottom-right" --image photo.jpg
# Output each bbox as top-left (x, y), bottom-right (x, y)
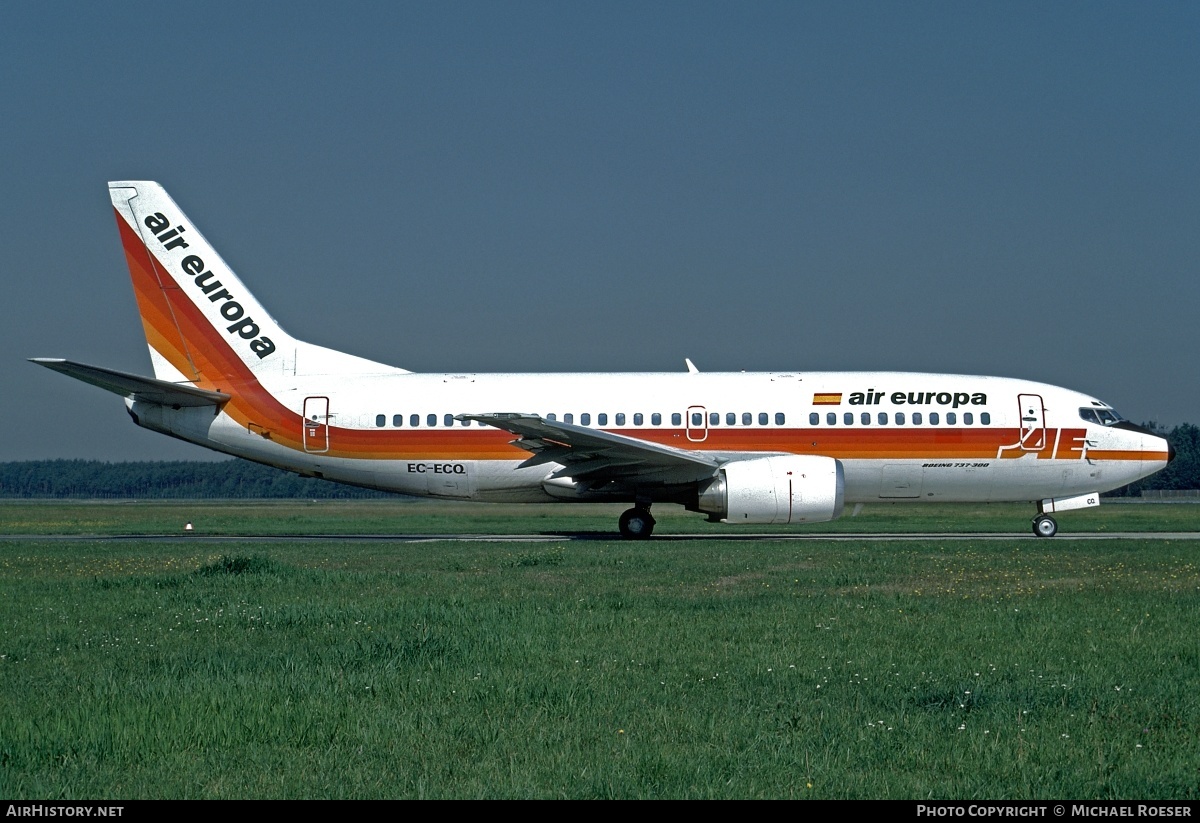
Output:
top-left (109, 181), bottom-right (403, 390)
top-left (109, 181), bottom-right (297, 387)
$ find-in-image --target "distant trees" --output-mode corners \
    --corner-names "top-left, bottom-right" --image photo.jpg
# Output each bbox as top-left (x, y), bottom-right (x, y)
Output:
top-left (0, 460), bottom-right (391, 499)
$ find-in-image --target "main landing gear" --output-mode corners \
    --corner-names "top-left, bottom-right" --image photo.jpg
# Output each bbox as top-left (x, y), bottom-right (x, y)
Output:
top-left (1032, 514), bottom-right (1058, 538)
top-left (618, 505), bottom-right (656, 540)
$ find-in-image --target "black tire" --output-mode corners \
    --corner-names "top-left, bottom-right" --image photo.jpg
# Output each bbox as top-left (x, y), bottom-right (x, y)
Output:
top-left (618, 507), bottom-right (656, 540)
top-left (1032, 515), bottom-right (1058, 538)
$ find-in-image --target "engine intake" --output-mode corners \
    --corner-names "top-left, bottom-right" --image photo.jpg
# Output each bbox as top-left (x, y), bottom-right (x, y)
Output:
top-left (697, 455), bottom-right (845, 524)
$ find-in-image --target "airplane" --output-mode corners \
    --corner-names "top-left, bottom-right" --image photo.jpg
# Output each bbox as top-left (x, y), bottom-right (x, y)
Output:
top-left (32, 181), bottom-right (1173, 539)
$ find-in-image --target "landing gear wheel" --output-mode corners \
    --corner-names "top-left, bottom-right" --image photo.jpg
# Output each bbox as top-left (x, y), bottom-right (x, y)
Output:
top-left (618, 507), bottom-right (656, 540)
top-left (1032, 514), bottom-right (1058, 538)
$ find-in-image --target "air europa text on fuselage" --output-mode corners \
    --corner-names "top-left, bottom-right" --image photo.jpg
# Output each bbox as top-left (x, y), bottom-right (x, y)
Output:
top-left (141, 212), bottom-right (276, 359)
top-left (848, 390), bottom-right (988, 408)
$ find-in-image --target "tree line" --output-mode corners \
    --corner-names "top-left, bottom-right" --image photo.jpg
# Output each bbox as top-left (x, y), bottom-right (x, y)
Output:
top-left (0, 460), bottom-right (390, 499)
top-left (1, 422), bottom-right (1195, 499)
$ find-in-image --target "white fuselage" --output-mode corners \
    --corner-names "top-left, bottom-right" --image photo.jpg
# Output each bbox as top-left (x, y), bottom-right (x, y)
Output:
top-left (130, 368), bottom-right (1168, 507)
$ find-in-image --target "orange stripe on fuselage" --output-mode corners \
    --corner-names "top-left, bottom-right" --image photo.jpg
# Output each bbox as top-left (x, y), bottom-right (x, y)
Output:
top-left (1086, 449), bottom-right (1166, 462)
top-left (314, 427), bottom-right (1166, 462)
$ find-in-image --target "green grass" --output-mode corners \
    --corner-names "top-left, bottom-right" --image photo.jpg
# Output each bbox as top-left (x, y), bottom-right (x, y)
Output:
top-left (0, 501), bottom-right (1198, 798)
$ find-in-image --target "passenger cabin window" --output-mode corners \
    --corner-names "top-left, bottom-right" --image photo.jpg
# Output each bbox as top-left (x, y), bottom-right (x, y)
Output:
top-left (895, 412), bottom-right (905, 425)
top-left (878, 412), bottom-right (888, 425)
top-left (727, 412), bottom-right (736, 425)
top-left (598, 413), bottom-right (607, 426)
top-left (912, 412), bottom-right (922, 425)
top-left (691, 412), bottom-right (703, 426)
top-left (810, 412), bottom-right (819, 425)
top-left (427, 414), bottom-right (437, 427)
top-left (963, 413), bottom-right (973, 425)
top-left (634, 413), bottom-right (643, 425)
top-left (844, 412), bottom-right (853, 425)
top-left (376, 414), bottom-right (385, 427)
top-left (775, 413), bottom-right (785, 425)
top-left (758, 413), bottom-right (768, 425)
top-left (581, 413), bottom-right (591, 425)
top-left (410, 414), bottom-right (420, 427)
top-left (861, 412), bottom-right (870, 425)
top-left (710, 412), bottom-right (720, 426)
top-left (651, 413), bottom-right (661, 426)
top-left (615, 413), bottom-right (625, 425)
top-left (546, 413), bottom-right (557, 421)
top-left (742, 412), bottom-right (752, 425)
top-left (929, 412), bottom-right (940, 425)
top-left (947, 412), bottom-right (957, 425)
top-left (827, 412), bottom-right (836, 425)
top-left (393, 414), bottom-right (403, 427)
top-left (673, 413), bottom-right (683, 426)
top-left (444, 414), bottom-right (454, 427)
top-left (564, 413), bottom-right (573, 424)
top-left (981, 413), bottom-right (991, 425)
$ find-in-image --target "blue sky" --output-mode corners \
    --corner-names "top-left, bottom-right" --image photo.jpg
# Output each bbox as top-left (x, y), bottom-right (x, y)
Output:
top-left (3, 2), bottom-right (1197, 461)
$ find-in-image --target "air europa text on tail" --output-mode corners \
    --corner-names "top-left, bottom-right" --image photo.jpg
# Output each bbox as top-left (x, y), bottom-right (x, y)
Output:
top-left (142, 212), bottom-right (276, 359)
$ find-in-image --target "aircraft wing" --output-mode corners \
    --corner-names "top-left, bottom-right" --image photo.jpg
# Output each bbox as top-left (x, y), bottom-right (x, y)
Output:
top-left (459, 412), bottom-right (721, 485)
top-left (29, 359), bottom-right (230, 408)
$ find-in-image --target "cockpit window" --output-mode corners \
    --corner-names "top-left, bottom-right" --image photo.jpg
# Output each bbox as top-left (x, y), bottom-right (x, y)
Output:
top-left (1079, 407), bottom-right (1124, 426)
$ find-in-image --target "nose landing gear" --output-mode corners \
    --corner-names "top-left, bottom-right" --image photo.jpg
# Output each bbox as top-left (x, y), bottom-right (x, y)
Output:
top-left (1032, 514), bottom-right (1058, 538)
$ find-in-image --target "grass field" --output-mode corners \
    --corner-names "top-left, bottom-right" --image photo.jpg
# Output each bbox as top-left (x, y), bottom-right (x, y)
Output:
top-left (1, 500), bottom-right (1198, 799)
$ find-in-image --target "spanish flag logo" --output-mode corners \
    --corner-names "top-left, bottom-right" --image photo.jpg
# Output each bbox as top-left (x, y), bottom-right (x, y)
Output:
top-left (813, 392), bottom-right (842, 406)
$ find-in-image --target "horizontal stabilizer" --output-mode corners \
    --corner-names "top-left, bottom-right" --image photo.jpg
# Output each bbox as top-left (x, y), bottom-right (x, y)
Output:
top-left (29, 358), bottom-right (230, 408)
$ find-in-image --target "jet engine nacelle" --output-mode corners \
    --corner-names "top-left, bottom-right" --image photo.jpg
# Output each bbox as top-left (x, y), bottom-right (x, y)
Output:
top-left (697, 455), bottom-right (845, 524)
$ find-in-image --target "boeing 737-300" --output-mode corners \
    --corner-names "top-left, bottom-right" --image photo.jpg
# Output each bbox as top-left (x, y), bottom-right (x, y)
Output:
top-left (31, 181), bottom-right (1174, 538)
